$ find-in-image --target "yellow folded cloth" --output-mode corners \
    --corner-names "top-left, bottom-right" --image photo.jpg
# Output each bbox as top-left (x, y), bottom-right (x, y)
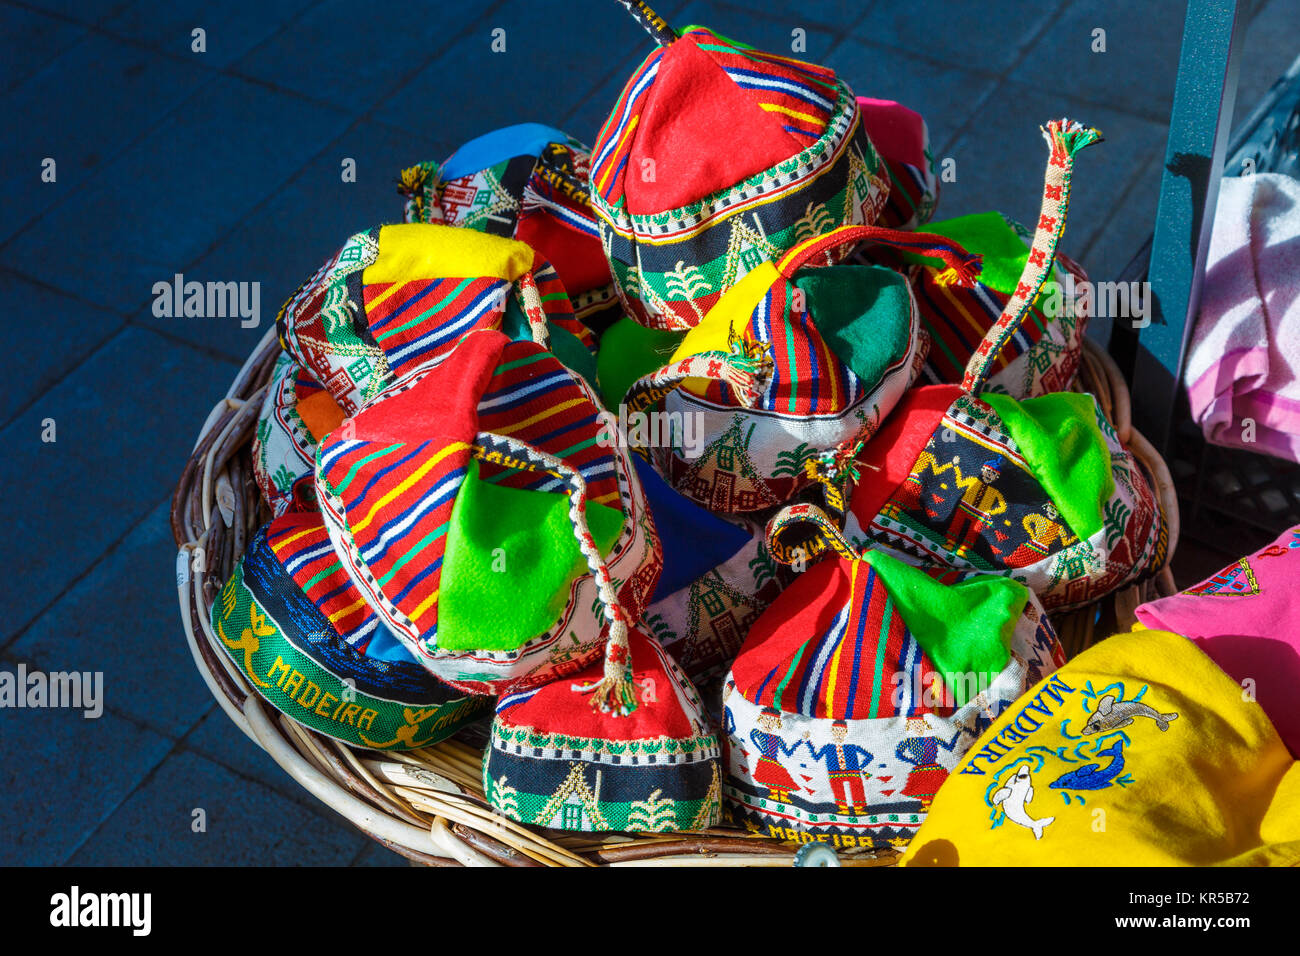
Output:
top-left (901, 629), bottom-right (1300, 866)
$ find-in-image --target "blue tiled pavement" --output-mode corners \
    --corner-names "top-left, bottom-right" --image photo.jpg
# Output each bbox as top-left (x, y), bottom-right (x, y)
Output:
top-left (2, 0), bottom-right (1296, 866)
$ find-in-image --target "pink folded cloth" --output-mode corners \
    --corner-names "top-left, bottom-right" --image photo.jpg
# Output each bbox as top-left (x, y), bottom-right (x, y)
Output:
top-left (1134, 523), bottom-right (1300, 757)
top-left (1185, 173), bottom-right (1300, 462)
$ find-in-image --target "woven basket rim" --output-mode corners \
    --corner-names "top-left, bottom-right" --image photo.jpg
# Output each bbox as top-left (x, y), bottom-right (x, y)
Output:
top-left (171, 330), bottom-right (1179, 866)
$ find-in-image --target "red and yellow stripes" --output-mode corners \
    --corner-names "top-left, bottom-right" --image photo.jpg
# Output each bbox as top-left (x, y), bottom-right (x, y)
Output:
top-left (475, 341), bottom-right (622, 508)
top-left (749, 559), bottom-right (939, 719)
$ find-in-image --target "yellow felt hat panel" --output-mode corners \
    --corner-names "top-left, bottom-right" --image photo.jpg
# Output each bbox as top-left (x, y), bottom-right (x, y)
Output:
top-left (670, 262), bottom-right (777, 396)
top-left (364, 223), bottom-right (536, 285)
top-left (900, 629), bottom-right (1300, 866)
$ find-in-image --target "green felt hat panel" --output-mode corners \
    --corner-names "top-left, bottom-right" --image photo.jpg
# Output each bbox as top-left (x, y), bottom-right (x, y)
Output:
top-left (982, 391), bottom-right (1114, 542)
top-left (794, 264), bottom-right (913, 388)
top-left (437, 459), bottom-right (625, 652)
top-left (595, 317), bottom-right (685, 408)
top-left (861, 549), bottom-right (1024, 706)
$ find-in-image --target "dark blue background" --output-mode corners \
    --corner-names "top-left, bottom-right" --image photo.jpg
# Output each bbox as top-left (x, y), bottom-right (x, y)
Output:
top-left (1, 0), bottom-right (1294, 865)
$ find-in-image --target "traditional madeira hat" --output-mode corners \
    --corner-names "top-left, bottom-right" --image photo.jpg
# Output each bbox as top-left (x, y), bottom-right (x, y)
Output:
top-left (618, 223), bottom-right (980, 513)
top-left (857, 98), bottom-right (940, 231)
top-left (212, 506), bottom-right (489, 751)
top-left (483, 625), bottom-right (722, 833)
top-left (840, 120), bottom-right (1169, 611)
top-left (841, 383), bottom-right (1168, 612)
top-left (252, 352), bottom-right (346, 517)
top-left (276, 223), bottom-right (593, 416)
top-left (313, 329), bottom-right (661, 698)
top-left (589, 1), bottom-right (891, 331)
top-left (901, 629), bottom-right (1300, 866)
top-left (723, 503), bottom-right (1064, 849)
top-left (398, 123), bottom-right (619, 333)
top-left (863, 210), bottom-right (1092, 398)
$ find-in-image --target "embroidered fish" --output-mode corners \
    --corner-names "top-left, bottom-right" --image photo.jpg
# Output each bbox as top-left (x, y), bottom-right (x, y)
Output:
top-left (1049, 739), bottom-right (1125, 791)
top-left (1082, 695), bottom-right (1178, 734)
top-left (991, 765), bottom-right (1054, 840)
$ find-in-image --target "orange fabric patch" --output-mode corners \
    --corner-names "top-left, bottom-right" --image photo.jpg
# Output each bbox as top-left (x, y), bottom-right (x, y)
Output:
top-left (297, 389), bottom-right (345, 442)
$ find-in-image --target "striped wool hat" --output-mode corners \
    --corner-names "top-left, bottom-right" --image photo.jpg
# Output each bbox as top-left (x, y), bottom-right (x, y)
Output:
top-left (723, 503), bottom-right (1064, 849)
top-left (398, 123), bottom-right (618, 333)
top-left (839, 121), bottom-right (1169, 612)
top-left (484, 626), bottom-right (721, 833)
top-left (841, 383), bottom-right (1169, 612)
top-left (861, 210), bottom-right (1092, 399)
top-left (252, 352), bottom-right (346, 517)
top-left (276, 223), bottom-right (593, 416)
top-left (212, 509), bottom-right (489, 751)
top-left (588, 2), bottom-right (890, 331)
top-left (618, 223), bottom-right (979, 514)
top-left (857, 98), bottom-right (940, 231)
top-left (313, 328), bottom-right (662, 698)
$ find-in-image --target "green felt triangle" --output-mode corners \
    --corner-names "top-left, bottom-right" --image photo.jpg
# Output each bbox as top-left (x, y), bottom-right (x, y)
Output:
top-left (502, 295), bottom-right (598, 390)
top-left (795, 265), bottom-right (912, 389)
top-left (437, 458), bottom-right (624, 651)
top-left (861, 549), bottom-right (1025, 706)
top-left (982, 391), bottom-right (1113, 542)
top-left (595, 316), bottom-right (685, 407)
top-left (899, 211), bottom-right (1029, 295)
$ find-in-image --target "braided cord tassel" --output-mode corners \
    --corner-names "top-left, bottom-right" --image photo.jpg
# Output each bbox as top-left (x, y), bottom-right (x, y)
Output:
top-left (513, 271), bottom-right (551, 348)
top-left (777, 223), bottom-right (983, 287)
top-left (803, 440), bottom-right (864, 517)
top-left (622, 347), bottom-right (770, 424)
top-left (471, 433), bottom-right (635, 715)
top-left (766, 503), bottom-right (860, 566)
top-left (961, 118), bottom-right (1102, 394)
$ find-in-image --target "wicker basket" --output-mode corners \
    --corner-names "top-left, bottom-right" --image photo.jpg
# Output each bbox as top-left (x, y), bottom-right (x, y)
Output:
top-left (171, 330), bottom-right (1180, 867)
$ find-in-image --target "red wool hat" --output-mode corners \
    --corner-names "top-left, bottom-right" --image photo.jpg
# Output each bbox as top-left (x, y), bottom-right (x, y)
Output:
top-left (589, 1), bottom-right (891, 330)
top-left (484, 626), bottom-right (722, 833)
top-left (314, 329), bottom-right (662, 697)
top-left (276, 224), bottom-right (589, 416)
top-left (723, 503), bottom-right (1065, 848)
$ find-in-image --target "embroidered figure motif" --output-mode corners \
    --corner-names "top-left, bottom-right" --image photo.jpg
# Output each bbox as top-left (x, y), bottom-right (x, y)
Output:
top-left (1005, 501), bottom-right (1077, 568)
top-left (749, 707), bottom-right (802, 803)
top-left (991, 764), bottom-right (1054, 840)
top-left (894, 717), bottom-right (961, 808)
top-left (803, 720), bottom-right (874, 814)
top-left (1049, 739), bottom-right (1125, 791)
top-left (884, 447), bottom-right (959, 519)
top-left (1082, 694), bottom-right (1179, 734)
top-left (946, 456), bottom-right (1008, 556)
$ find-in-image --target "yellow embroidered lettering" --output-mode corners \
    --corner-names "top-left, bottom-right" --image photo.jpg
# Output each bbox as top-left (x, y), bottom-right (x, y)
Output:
top-left (298, 681), bottom-right (322, 710)
top-left (268, 656), bottom-right (291, 687)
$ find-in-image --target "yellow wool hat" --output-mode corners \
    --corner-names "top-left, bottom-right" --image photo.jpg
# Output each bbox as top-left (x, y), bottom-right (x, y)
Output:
top-left (900, 629), bottom-right (1300, 866)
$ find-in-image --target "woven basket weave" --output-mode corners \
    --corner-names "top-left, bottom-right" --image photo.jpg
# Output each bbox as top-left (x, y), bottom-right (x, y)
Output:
top-left (171, 330), bottom-right (1178, 866)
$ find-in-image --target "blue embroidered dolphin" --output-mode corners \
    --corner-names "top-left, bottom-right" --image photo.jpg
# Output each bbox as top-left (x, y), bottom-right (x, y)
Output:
top-left (1049, 739), bottom-right (1125, 791)
top-left (1082, 694), bottom-right (1178, 734)
top-left (991, 765), bottom-right (1054, 840)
